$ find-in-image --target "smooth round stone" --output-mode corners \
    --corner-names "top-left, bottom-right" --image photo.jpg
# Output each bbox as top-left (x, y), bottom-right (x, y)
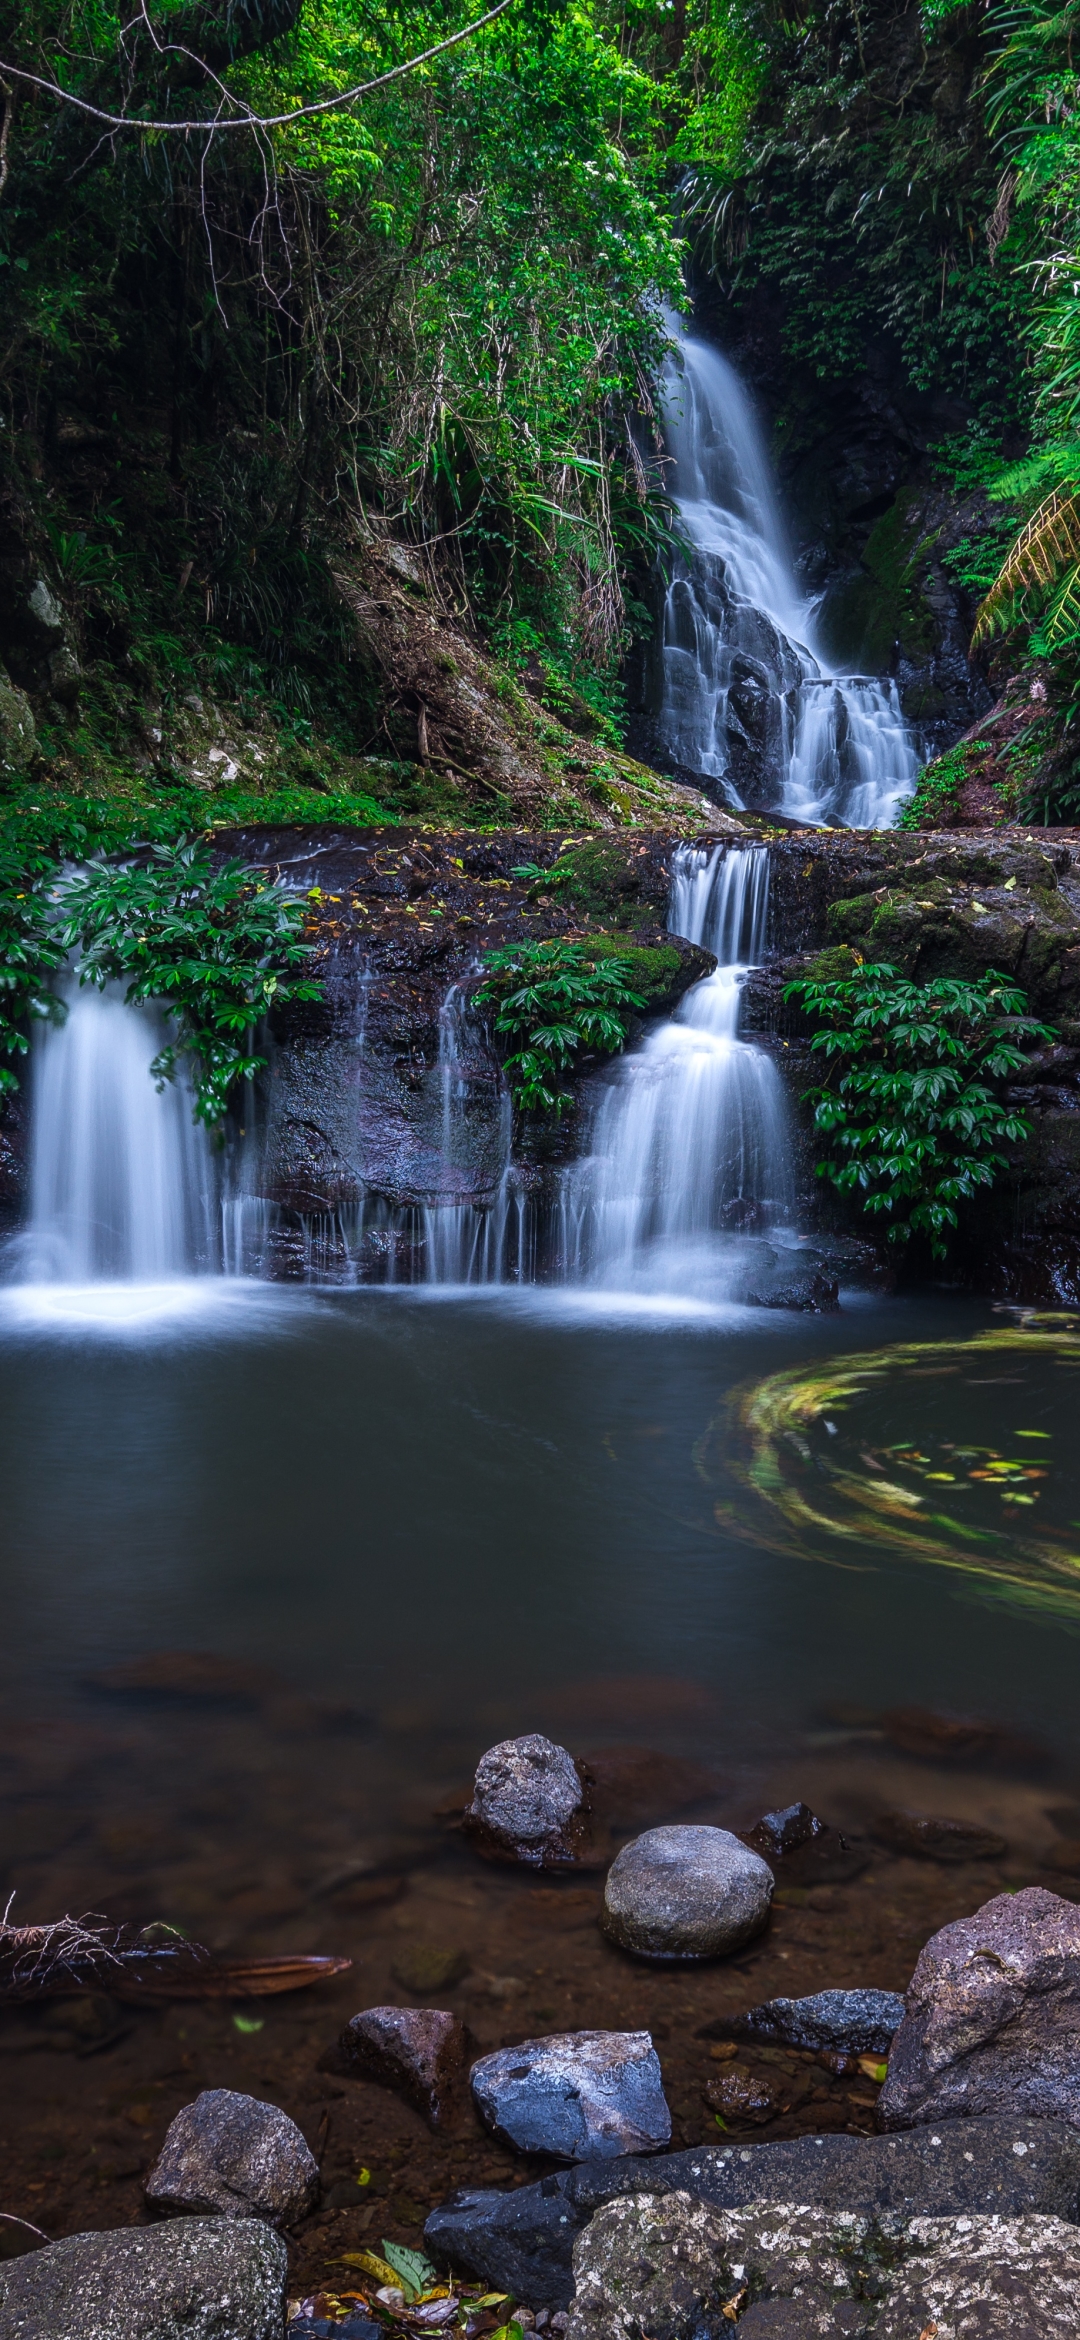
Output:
top-left (602, 1824), bottom-right (773, 1959)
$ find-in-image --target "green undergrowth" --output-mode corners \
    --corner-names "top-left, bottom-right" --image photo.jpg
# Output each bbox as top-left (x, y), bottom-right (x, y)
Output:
top-left (476, 940), bottom-right (646, 1114)
top-left (0, 832), bottom-right (322, 1129)
top-left (784, 961), bottom-right (1054, 1258)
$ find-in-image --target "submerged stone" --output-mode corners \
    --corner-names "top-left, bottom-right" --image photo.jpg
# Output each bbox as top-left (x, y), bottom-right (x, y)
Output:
top-left (872, 1809), bottom-right (1008, 1862)
top-left (470, 2031), bottom-right (670, 2160)
top-left (602, 1824), bottom-right (773, 1959)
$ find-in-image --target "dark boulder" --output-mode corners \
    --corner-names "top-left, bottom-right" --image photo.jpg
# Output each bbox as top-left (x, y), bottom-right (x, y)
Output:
top-left (145, 2089), bottom-right (318, 2227)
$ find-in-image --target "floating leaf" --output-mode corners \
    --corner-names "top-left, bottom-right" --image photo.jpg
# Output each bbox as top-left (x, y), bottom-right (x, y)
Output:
top-left (232, 2012), bottom-right (264, 2033)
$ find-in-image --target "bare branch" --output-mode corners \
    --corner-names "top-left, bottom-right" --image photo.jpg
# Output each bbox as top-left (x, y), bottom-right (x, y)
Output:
top-left (0, 0), bottom-right (512, 138)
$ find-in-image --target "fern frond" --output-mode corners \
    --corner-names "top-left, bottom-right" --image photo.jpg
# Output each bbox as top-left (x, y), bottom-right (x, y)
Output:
top-left (990, 443), bottom-right (1080, 502)
top-left (1044, 561), bottom-right (1080, 644)
top-left (972, 487), bottom-right (1080, 644)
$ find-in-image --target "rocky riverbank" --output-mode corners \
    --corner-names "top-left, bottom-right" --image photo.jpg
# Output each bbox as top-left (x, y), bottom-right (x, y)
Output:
top-left (7, 1726), bottom-right (1080, 2336)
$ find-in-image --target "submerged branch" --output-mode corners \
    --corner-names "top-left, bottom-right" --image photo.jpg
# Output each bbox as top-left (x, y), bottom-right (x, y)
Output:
top-left (0, 1910), bottom-right (351, 2002)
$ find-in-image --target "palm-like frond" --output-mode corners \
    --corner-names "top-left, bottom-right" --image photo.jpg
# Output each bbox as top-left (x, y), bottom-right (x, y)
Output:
top-left (1044, 559), bottom-right (1080, 643)
top-left (972, 485), bottom-right (1080, 642)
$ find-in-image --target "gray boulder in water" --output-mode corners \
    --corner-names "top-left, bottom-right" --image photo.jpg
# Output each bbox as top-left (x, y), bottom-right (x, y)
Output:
top-left (0, 2217), bottom-right (286, 2340)
top-left (733, 1987), bottom-right (906, 2054)
top-left (145, 2088), bottom-right (319, 2226)
top-left (602, 1824), bottom-right (773, 1959)
top-left (879, 1886), bottom-right (1080, 2131)
top-left (463, 1734), bottom-right (591, 1866)
top-left (470, 2030), bottom-right (670, 2159)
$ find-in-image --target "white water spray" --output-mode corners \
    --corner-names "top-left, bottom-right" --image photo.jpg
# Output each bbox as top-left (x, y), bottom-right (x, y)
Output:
top-left (655, 327), bottom-right (919, 828)
top-left (560, 845), bottom-right (792, 1289)
top-left (24, 982), bottom-right (212, 1282)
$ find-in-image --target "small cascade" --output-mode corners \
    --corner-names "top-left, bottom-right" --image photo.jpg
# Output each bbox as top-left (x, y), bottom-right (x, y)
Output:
top-left (421, 979), bottom-right (515, 1283)
top-left (561, 845), bottom-right (792, 1291)
top-left (653, 326), bottom-right (919, 828)
top-left (23, 981), bottom-right (212, 1283)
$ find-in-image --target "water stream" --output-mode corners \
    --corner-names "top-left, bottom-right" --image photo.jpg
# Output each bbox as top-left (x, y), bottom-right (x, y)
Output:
top-left (653, 326), bottom-right (920, 826)
top-left (561, 843), bottom-right (792, 1293)
top-left (20, 982), bottom-right (213, 1285)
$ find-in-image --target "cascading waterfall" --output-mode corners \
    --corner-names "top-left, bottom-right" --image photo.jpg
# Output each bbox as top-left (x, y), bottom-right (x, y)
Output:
top-left (559, 844), bottom-right (792, 1292)
top-left (654, 325), bottom-right (920, 828)
top-left (21, 981), bottom-right (213, 1283)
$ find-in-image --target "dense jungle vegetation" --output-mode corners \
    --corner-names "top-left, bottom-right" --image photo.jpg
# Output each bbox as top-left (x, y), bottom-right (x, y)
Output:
top-left (4, 0), bottom-right (1080, 835)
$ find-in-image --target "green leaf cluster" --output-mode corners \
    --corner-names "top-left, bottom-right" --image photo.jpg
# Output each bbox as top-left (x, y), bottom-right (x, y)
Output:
top-left (51, 840), bottom-right (322, 1130)
top-left (784, 961), bottom-right (1055, 1257)
top-left (476, 939), bottom-right (645, 1114)
top-left (0, 848), bottom-right (68, 1097)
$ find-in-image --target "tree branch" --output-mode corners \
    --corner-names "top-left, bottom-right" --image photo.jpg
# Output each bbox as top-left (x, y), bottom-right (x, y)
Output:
top-left (0, 0), bottom-right (512, 137)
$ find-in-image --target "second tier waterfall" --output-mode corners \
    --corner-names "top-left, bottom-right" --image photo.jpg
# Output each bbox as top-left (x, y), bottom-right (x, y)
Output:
top-left (561, 844), bottom-right (793, 1293)
top-left (651, 325), bottom-right (920, 828)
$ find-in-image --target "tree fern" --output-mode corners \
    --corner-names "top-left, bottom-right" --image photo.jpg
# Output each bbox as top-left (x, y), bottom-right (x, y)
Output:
top-left (972, 484), bottom-right (1080, 641)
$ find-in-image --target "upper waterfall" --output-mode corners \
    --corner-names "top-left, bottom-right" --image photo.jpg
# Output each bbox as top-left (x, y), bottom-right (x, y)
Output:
top-left (653, 324), bottom-right (919, 829)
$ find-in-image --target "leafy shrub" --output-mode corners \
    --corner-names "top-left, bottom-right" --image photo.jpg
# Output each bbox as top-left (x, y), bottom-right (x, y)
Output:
top-left (54, 839), bottom-right (322, 1130)
top-left (0, 850), bottom-right (67, 1095)
top-left (476, 940), bottom-right (645, 1114)
top-left (784, 961), bottom-right (1054, 1258)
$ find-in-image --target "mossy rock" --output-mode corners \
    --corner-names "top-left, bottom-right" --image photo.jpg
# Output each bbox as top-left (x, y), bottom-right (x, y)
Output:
top-left (544, 838), bottom-right (647, 917)
top-left (582, 933), bottom-right (713, 1011)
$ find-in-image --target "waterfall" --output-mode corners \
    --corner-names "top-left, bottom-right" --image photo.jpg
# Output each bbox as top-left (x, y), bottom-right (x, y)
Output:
top-left (421, 979), bottom-right (515, 1283)
top-left (560, 844), bottom-right (792, 1291)
top-left (23, 982), bottom-right (212, 1283)
top-left (653, 326), bottom-right (919, 829)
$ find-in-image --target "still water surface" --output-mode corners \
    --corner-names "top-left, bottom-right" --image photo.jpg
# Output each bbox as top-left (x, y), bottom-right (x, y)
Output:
top-left (1, 1283), bottom-right (1078, 1926)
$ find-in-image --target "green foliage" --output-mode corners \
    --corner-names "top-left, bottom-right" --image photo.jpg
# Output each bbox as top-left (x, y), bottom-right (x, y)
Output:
top-left (476, 939), bottom-right (645, 1113)
top-left (674, 1), bottom-right (1029, 417)
top-left (0, 0), bottom-right (685, 738)
top-left (899, 743), bottom-right (971, 830)
top-left (0, 849), bottom-right (67, 1095)
top-left (784, 961), bottom-right (1054, 1257)
top-left (53, 839), bottom-right (322, 1130)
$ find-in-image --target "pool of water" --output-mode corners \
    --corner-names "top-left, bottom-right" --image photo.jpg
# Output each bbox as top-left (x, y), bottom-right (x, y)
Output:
top-left (2, 1280), bottom-right (1079, 1942)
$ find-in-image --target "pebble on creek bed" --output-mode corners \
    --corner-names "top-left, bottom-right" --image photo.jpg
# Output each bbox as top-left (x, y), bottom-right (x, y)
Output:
top-left (463, 1735), bottom-right (593, 1867)
top-left (144, 2089), bottom-right (319, 2227)
top-left (470, 2030), bottom-right (671, 2159)
top-left (601, 1825), bottom-right (773, 1960)
top-left (725, 1988), bottom-right (907, 2056)
top-left (334, 2006), bottom-right (472, 2130)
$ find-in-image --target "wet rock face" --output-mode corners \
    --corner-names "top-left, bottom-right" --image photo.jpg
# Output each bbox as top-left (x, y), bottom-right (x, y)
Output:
top-left (602, 1824), bottom-right (773, 1960)
top-left (210, 826), bottom-right (713, 1277)
top-left (0, 2216), bottom-right (287, 2340)
top-left (470, 2031), bottom-right (671, 2160)
top-left (733, 1989), bottom-right (906, 2056)
top-left (145, 2088), bottom-right (319, 2226)
top-left (335, 2006), bottom-right (471, 2129)
top-left (879, 1886), bottom-right (1080, 2131)
top-left (464, 1734), bottom-right (590, 1866)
